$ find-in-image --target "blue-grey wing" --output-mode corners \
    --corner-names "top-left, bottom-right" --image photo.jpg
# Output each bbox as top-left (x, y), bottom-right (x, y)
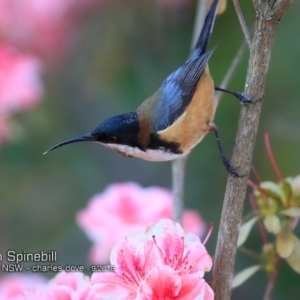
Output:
top-left (153, 50), bottom-right (213, 132)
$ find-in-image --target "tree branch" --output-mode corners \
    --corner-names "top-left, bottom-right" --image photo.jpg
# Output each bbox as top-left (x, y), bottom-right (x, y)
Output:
top-left (172, 155), bottom-right (188, 224)
top-left (233, 0), bottom-right (252, 48)
top-left (263, 270), bottom-right (278, 300)
top-left (172, 0), bottom-right (209, 224)
top-left (211, 1), bottom-right (293, 299)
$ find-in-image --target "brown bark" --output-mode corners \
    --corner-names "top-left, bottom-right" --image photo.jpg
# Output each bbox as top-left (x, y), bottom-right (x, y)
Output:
top-left (211, 1), bottom-right (293, 299)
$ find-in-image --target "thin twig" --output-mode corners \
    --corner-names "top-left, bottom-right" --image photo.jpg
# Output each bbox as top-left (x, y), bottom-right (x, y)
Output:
top-left (247, 179), bottom-right (257, 190)
top-left (251, 165), bottom-right (262, 184)
top-left (248, 193), bottom-right (268, 245)
top-left (215, 39), bottom-right (247, 102)
top-left (172, 155), bottom-right (188, 224)
top-left (233, 0), bottom-right (252, 48)
top-left (263, 271), bottom-right (278, 300)
top-left (211, 1), bottom-right (293, 299)
top-left (264, 131), bottom-right (283, 181)
top-left (238, 246), bottom-right (261, 260)
top-left (172, 0), bottom-right (209, 224)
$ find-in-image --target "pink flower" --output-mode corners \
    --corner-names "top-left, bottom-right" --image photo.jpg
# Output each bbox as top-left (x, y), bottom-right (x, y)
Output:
top-left (88, 219), bottom-right (214, 300)
top-left (77, 182), bottom-right (206, 264)
top-left (0, 274), bottom-right (46, 299)
top-left (46, 271), bottom-right (91, 300)
top-left (0, 44), bottom-right (43, 143)
top-left (0, 272), bottom-right (91, 300)
top-left (0, 0), bottom-right (73, 60)
top-left (0, 0), bottom-right (108, 61)
top-left (0, 44), bottom-right (43, 114)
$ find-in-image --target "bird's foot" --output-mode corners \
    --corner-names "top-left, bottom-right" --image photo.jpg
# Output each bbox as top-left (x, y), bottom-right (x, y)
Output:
top-left (215, 87), bottom-right (257, 105)
top-left (224, 160), bottom-right (245, 178)
top-left (234, 92), bottom-right (257, 105)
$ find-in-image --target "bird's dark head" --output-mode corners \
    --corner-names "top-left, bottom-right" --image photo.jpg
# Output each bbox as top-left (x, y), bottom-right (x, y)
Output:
top-left (44, 112), bottom-right (141, 154)
top-left (91, 112), bottom-right (140, 146)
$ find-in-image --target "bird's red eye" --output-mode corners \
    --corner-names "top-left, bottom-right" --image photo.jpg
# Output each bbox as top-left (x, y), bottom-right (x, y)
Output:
top-left (109, 136), bottom-right (117, 143)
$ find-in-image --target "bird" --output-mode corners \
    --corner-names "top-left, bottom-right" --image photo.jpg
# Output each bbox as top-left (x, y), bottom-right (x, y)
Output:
top-left (44, 0), bottom-right (253, 176)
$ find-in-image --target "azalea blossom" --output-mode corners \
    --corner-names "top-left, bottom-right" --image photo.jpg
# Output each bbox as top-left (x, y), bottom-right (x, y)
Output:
top-left (0, 0), bottom-right (71, 60)
top-left (0, 0), bottom-right (107, 61)
top-left (88, 219), bottom-right (214, 300)
top-left (0, 44), bottom-right (43, 143)
top-left (0, 272), bottom-right (91, 300)
top-left (77, 182), bottom-right (206, 264)
top-left (0, 0), bottom-right (76, 60)
top-left (0, 274), bottom-right (46, 300)
top-left (0, 44), bottom-right (43, 114)
top-left (46, 271), bottom-right (91, 300)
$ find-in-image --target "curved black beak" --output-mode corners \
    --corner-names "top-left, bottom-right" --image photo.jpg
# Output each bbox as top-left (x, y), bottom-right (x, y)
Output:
top-left (43, 133), bottom-right (95, 155)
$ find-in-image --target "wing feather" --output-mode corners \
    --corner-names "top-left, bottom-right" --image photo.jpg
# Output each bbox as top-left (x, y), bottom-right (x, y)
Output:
top-left (153, 50), bottom-right (213, 131)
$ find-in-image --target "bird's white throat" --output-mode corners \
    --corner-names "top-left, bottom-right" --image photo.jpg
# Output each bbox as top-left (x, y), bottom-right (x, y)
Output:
top-left (101, 143), bottom-right (185, 162)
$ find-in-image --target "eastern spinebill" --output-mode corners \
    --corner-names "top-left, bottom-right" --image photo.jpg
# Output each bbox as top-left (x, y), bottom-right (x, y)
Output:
top-left (44, 0), bottom-right (254, 176)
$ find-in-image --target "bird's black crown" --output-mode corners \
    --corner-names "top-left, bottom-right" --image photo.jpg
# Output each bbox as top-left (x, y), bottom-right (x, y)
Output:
top-left (91, 112), bottom-right (140, 147)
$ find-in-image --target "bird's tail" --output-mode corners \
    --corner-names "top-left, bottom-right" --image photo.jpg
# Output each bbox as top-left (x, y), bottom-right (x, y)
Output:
top-left (190, 0), bottom-right (219, 59)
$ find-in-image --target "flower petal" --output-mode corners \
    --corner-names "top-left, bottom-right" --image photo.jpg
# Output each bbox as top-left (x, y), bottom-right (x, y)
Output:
top-left (276, 220), bottom-right (296, 258)
top-left (281, 207), bottom-right (300, 217)
top-left (137, 266), bottom-right (182, 299)
top-left (182, 210), bottom-right (206, 238)
top-left (179, 233), bottom-right (212, 275)
top-left (177, 274), bottom-right (214, 300)
top-left (23, 287), bottom-right (56, 300)
top-left (77, 183), bottom-right (206, 265)
top-left (286, 236), bottom-right (300, 274)
top-left (264, 215), bottom-right (281, 234)
top-left (89, 272), bottom-right (136, 300)
top-left (146, 219), bottom-right (185, 269)
top-left (110, 234), bottom-right (161, 286)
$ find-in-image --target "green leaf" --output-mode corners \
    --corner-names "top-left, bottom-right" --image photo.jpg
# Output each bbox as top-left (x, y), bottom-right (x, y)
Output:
top-left (279, 180), bottom-right (293, 206)
top-left (264, 215), bottom-right (281, 234)
top-left (281, 207), bottom-right (300, 217)
top-left (232, 265), bottom-right (261, 288)
top-left (276, 220), bottom-right (296, 258)
top-left (237, 216), bottom-right (259, 247)
top-left (286, 236), bottom-right (300, 274)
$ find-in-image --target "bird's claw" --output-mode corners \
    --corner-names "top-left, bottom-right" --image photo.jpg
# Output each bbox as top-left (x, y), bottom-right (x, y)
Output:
top-left (236, 92), bottom-right (256, 105)
top-left (225, 161), bottom-right (245, 178)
